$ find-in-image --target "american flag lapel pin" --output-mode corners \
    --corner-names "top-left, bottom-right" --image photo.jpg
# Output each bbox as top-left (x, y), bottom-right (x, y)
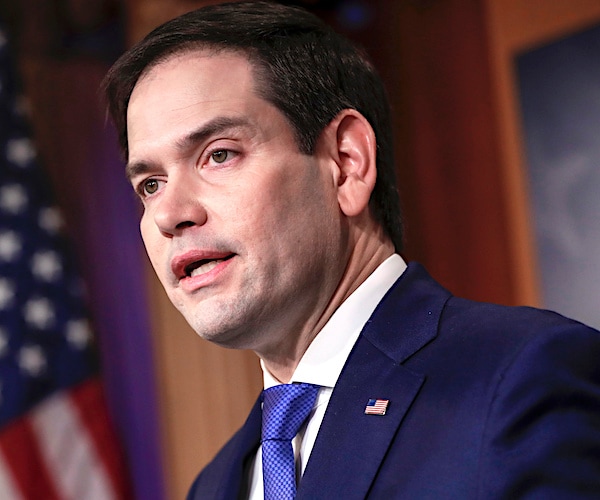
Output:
top-left (364, 398), bottom-right (389, 415)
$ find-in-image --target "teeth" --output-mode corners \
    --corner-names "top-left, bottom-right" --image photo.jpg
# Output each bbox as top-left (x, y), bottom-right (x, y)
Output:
top-left (189, 259), bottom-right (222, 277)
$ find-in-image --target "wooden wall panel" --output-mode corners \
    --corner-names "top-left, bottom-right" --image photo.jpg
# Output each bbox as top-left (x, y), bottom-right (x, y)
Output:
top-left (487, 0), bottom-right (600, 52)
top-left (483, 0), bottom-right (600, 306)
top-left (390, 0), bottom-right (600, 307)
top-left (390, 0), bottom-right (519, 304)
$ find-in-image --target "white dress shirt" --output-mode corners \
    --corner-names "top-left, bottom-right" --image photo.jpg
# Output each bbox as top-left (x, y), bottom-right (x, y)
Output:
top-left (247, 254), bottom-right (407, 499)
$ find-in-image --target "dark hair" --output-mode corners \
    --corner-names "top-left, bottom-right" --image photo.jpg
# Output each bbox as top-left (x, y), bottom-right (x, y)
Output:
top-left (102, 0), bottom-right (403, 250)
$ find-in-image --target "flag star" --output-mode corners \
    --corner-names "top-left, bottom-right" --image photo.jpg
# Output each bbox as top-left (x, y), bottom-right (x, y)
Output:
top-left (0, 230), bottom-right (22, 261)
top-left (23, 297), bottom-right (55, 329)
top-left (38, 206), bottom-right (64, 234)
top-left (18, 345), bottom-right (47, 377)
top-left (0, 328), bottom-right (8, 357)
top-left (66, 319), bottom-right (93, 349)
top-left (6, 137), bottom-right (36, 167)
top-left (0, 278), bottom-right (15, 310)
top-left (31, 250), bottom-right (62, 282)
top-left (0, 183), bottom-right (28, 214)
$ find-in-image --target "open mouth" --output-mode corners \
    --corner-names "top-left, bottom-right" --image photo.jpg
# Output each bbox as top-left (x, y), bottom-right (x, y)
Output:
top-left (184, 255), bottom-right (234, 278)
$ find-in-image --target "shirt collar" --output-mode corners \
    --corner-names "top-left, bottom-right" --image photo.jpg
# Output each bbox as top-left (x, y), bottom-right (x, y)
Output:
top-left (262, 254), bottom-right (407, 389)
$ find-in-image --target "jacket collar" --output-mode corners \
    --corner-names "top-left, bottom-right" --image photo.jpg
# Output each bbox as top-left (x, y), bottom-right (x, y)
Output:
top-left (298, 262), bottom-right (451, 499)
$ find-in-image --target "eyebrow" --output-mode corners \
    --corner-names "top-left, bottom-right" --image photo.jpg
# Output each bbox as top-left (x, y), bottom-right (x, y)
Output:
top-left (125, 116), bottom-right (252, 182)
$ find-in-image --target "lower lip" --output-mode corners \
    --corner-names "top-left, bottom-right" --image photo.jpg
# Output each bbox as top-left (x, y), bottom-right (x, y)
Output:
top-left (178, 257), bottom-right (234, 293)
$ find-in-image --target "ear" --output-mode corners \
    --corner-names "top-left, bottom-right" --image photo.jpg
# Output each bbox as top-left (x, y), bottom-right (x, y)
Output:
top-left (319, 109), bottom-right (377, 217)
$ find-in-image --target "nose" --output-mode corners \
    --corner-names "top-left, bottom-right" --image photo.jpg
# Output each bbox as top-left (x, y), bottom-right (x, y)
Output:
top-left (152, 175), bottom-right (207, 236)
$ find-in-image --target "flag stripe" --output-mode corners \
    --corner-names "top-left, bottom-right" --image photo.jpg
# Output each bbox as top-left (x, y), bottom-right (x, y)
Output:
top-left (0, 450), bottom-right (24, 500)
top-left (30, 387), bottom-right (116, 500)
top-left (70, 378), bottom-right (131, 498)
top-left (0, 418), bottom-right (61, 500)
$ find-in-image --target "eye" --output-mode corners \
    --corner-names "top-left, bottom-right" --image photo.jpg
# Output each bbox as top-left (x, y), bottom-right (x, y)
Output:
top-left (138, 178), bottom-right (164, 198)
top-left (143, 179), bottom-right (160, 195)
top-left (211, 149), bottom-right (231, 164)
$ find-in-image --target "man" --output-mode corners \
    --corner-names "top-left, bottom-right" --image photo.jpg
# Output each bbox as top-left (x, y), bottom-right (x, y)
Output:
top-left (103, 1), bottom-right (600, 498)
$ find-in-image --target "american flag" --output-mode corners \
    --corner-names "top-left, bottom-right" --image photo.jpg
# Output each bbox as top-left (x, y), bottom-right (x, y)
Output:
top-left (0, 27), bottom-right (130, 499)
top-left (364, 398), bottom-right (389, 416)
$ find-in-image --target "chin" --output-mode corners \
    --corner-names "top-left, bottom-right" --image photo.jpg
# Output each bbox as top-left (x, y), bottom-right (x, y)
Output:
top-left (189, 317), bottom-right (253, 349)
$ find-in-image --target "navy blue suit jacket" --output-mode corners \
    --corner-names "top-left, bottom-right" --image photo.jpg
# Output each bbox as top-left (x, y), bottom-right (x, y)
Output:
top-left (188, 263), bottom-right (600, 499)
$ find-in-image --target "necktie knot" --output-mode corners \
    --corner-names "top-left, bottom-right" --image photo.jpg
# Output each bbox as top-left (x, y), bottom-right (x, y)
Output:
top-left (261, 383), bottom-right (320, 499)
top-left (262, 383), bottom-right (320, 442)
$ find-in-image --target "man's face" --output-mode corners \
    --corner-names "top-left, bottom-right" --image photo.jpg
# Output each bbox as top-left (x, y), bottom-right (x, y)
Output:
top-left (126, 50), bottom-right (348, 354)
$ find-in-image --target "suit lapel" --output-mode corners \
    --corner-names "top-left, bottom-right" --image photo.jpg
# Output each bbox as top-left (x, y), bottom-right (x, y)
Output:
top-left (298, 263), bottom-right (451, 499)
top-left (299, 337), bottom-right (425, 499)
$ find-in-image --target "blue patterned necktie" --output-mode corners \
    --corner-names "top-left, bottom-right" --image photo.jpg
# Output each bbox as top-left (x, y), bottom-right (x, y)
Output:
top-left (261, 383), bottom-right (320, 499)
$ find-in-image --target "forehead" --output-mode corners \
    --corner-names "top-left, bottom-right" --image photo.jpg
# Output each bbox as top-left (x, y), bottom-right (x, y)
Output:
top-left (127, 49), bottom-right (264, 148)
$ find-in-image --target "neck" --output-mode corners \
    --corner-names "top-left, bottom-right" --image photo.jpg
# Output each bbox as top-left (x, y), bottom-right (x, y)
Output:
top-left (260, 229), bottom-right (395, 383)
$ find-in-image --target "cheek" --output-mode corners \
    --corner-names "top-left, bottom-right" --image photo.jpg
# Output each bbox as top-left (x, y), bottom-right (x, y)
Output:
top-left (254, 185), bottom-right (336, 254)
